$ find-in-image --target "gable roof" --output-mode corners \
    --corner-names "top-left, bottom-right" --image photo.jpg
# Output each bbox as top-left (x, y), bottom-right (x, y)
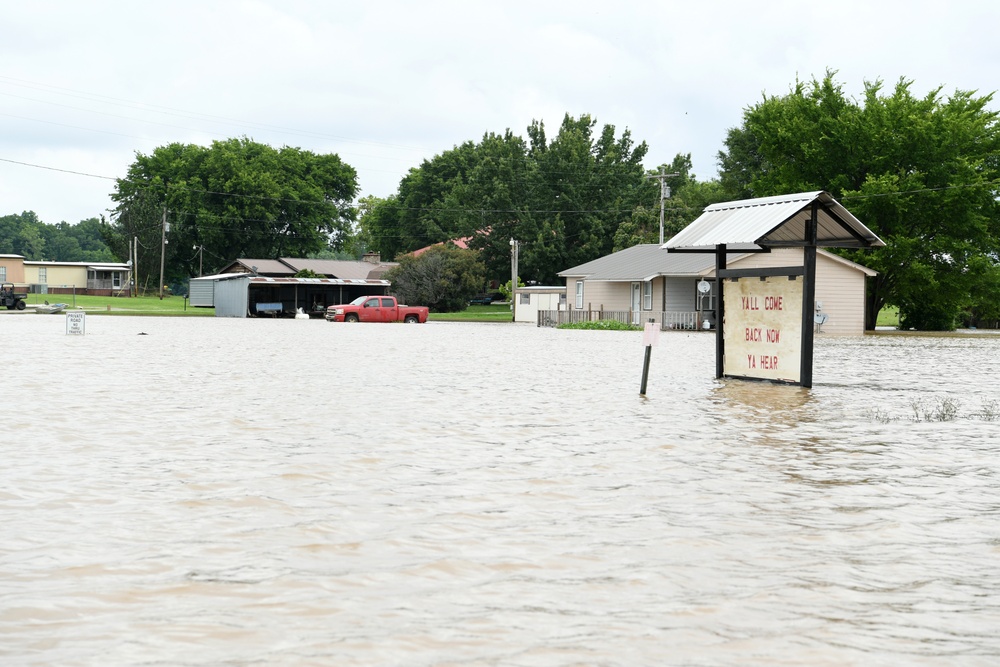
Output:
top-left (665, 191), bottom-right (884, 250)
top-left (278, 258), bottom-right (393, 281)
top-left (219, 257), bottom-right (396, 280)
top-left (409, 236), bottom-right (475, 257)
top-left (558, 244), bottom-right (753, 281)
top-left (559, 244), bottom-right (876, 282)
top-left (222, 258), bottom-right (295, 276)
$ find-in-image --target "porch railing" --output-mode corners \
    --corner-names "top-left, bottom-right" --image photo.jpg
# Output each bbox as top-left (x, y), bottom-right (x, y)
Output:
top-left (538, 309), bottom-right (706, 330)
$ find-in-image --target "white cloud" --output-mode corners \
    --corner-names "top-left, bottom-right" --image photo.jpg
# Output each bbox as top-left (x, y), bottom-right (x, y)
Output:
top-left (2, 0), bottom-right (998, 225)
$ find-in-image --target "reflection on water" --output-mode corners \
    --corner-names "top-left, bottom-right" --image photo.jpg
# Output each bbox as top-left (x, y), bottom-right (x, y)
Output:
top-left (3, 316), bottom-right (1000, 666)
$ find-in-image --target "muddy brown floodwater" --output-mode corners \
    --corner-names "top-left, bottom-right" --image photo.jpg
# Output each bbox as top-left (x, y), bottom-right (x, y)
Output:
top-left (3, 315), bottom-right (999, 666)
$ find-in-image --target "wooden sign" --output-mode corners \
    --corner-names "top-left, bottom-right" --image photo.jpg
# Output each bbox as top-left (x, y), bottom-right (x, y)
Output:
top-left (723, 276), bottom-right (802, 383)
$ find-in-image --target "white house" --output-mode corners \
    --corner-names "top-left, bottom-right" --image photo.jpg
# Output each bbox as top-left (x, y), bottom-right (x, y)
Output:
top-left (557, 245), bottom-right (876, 335)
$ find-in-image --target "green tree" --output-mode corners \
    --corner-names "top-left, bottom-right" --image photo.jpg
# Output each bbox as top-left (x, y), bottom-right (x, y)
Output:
top-left (718, 72), bottom-right (1000, 329)
top-left (384, 244), bottom-right (485, 312)
top-left (107, 137), bottom-right (358, 286)
top-left (613, 155), bottom-right (728, 251)
top-left (360, 114), bottom-right (652, 285)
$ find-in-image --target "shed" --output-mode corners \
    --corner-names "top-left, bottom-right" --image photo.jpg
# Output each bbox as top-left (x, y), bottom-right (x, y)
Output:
top-left (512, 286), bottom-right (567, 323)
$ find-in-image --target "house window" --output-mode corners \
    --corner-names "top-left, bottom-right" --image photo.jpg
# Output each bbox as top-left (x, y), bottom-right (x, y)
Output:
top-left (0, 266), bottom-right (5, 282)
top-left (519, 293), bottom-right (530, 305)
top-left (39, 267), bottom-right (47, 284)
top-left (559, 292), bottom-right (567, 307)
top-left (575, 280), bottom-right (583, 309)
top-left (113, 273), bottom-right (122, 288)
top-left (643, 280), bottom-right (652, 310)
top-left (697, 280), bottom-right (717, 312)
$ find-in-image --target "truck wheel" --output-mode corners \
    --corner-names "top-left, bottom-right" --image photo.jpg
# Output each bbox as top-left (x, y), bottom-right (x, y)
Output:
top-left (404, 315), bottom-right (418, 324)
top-left (15, 300), bottom-right (26, 311)
top-left (345, 314), bottom-right (359, 323)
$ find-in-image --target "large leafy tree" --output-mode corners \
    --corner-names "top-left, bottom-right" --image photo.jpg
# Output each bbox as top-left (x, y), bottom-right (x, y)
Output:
top-left (613, 154), bottom-right (727, 251)
top-left (358, 114), bottom-right (652, 284)
top-left (719, 72), bottom-right (1000, 330)
top-left (105, 138), bottom-right (358, 287)
top-left (384, 244), bottom-right (485, 312)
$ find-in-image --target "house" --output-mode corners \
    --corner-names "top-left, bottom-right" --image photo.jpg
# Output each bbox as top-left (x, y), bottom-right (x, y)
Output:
top-left (0, 254), bottom-right (131, 296)
top-left (556, 244), bottom-right (876, 335)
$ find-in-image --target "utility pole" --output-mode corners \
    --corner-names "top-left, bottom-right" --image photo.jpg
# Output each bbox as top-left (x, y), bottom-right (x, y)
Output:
top-left (647, 169), bottom-right (680, 245)
top-left (509, 238), bottom-right (519, 322)
top-left (159, 206), bottom-right (168, 299)
top-left (133, 236), bottom-right (138, 297)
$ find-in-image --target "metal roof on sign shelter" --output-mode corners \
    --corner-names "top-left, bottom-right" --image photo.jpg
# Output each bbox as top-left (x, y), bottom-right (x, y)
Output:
top-left (664, 191), bottom-right (884, 251)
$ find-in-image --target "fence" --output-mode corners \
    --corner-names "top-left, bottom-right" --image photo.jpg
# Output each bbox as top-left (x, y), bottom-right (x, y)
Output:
top-left (538, 309), bottom-right (704, 330)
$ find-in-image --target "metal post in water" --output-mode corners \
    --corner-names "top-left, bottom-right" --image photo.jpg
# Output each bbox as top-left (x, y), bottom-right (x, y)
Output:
top-left (640, 318), bottom-right (656, 396)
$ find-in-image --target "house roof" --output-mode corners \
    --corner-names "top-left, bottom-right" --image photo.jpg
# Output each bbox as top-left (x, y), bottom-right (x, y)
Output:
top-left (664, 191), bottom-right (885, 250)
top-left (221, 257), bottom-right (396, 280)
top-left (278, 258), bottom-right (393, 281)
top-left (558, 244), bottom-right (877, 282)
top-left (409, 236), bottom-right (475, 257)
top-left (558, 244), bottom-right (753, 281)
top-left (23, 260), bottom-right (130, 268)
top-left (224, 259), bottom-right (295, 275)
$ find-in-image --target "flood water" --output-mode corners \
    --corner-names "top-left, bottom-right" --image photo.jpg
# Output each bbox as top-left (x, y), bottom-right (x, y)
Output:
top-left (3, 315), bottom-right (1000, 666)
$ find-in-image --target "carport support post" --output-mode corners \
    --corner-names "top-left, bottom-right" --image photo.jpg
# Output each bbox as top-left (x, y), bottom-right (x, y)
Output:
top-left (715, 244), bottom-right (726, 379)
top-left (800, 203), bottom-right (818, 389)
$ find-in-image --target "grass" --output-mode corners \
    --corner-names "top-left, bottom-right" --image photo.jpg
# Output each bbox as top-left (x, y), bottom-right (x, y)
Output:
top-left (876, 305), bottom-right (900, 328)
top-left (19, 294), bottom-right (513, 320)
top-left (21, 292), bottom-right (215, 316)
top-left (429, 303), bottom-right (513, 322)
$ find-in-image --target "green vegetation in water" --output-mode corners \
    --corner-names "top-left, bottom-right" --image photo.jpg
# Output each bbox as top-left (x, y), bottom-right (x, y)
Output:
top-left (863, 397), bottom-right (998, 423)
top-left (558, 320), bottom-right (642, 331)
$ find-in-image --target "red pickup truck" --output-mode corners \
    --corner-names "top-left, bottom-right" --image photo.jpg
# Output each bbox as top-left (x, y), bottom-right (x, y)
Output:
top-left (325, 295), bottom-right (429, 323)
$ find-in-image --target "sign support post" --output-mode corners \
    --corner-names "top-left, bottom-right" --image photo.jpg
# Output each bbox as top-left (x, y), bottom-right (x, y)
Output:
top-left (714, 244), bottom-right (727, 379)
top-left (799, 202), bottom-right (819, 388)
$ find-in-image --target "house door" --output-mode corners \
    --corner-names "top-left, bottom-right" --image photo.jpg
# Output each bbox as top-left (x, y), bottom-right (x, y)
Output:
top-left (631, 282), bottom-right (641, 324)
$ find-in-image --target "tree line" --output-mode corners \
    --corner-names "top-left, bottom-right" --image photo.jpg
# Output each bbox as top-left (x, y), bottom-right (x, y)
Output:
top-left (0, 211), bottom-right (115, 263)
top-left (13, 71), bottom-right (1000, 328)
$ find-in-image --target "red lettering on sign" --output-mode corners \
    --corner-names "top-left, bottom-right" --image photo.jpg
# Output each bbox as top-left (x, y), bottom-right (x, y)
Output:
top-left (747, 354), bottom-right (756, 369)
top-left (741, 296), bottom-right (759, 310)
top-left (745, 327), bottom-right (762, 342)
top-left (766, 328), bottom-right (780, 343)
top-left (758, 355), bottom-right (778, 370)
top-left (764, 296), bottom-right (783, 310)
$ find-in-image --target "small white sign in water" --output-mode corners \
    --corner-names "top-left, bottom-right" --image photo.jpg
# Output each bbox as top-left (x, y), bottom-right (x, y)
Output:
top-left (65, 311), bottom-right (86, 335)
top-left (641, 321), bottom-right (660, 347)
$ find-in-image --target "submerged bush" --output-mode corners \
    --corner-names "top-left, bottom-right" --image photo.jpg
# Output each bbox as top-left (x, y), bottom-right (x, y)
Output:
top-left (558, 320), bottom-right (642, 331)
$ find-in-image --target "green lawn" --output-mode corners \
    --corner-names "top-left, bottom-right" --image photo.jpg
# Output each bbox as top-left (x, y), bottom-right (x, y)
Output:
top-left (876, 306), bottom-right (900, 328)
top-left (20, 294), bottom-right (513, 321)
top-left (21, 293), bottom-right (215, 316)
top-left (429, 303), bottom-right (513, 322)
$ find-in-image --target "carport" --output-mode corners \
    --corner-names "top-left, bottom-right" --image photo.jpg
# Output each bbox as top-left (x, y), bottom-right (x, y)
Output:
top-left (189, 273), bottom-right (391, 318)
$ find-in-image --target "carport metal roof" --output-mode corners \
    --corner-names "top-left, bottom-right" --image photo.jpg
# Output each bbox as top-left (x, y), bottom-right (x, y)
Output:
top-left (663, 191), bottom-right (884, 251)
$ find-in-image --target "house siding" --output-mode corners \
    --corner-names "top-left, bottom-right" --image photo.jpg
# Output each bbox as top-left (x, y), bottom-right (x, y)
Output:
top-left (712, 248), bottom-right (867, 335)
top-left (562, 247), bottom-right (872, 335)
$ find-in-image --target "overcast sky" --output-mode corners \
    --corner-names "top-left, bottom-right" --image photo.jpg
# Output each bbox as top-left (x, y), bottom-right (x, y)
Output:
top-left (2, 0), bottom-right (998, 227)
